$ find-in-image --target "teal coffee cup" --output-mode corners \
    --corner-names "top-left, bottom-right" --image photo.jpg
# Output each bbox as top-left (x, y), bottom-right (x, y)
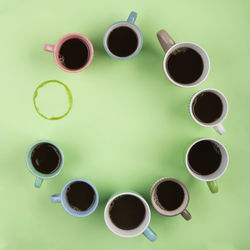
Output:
top-left (26, 141), bottom-right (64, 188)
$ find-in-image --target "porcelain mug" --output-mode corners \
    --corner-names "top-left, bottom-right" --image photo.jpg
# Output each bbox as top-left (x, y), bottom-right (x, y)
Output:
top-left (51, 179), bottom-right (99, 217)
top-left (26, 140), bottom-right (64, 188)
top-left (189, 88), bottom-right (228, 135)
top-left (151, 177), bottom-right (191, 220)
top-left (185, 138), bottom-right (229, 193)
top-left (44, 33), bottom-right (94, 72)
top-left (104, 191), bottom-right (157, 242)
top-left (103, 11), bottom-right (143, 60)
top-left (157, 29), bottom-right (210, 88)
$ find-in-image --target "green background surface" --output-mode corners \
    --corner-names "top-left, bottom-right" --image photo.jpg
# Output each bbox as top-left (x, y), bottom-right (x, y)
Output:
top-left (0, 0), bottom-right (249, 249)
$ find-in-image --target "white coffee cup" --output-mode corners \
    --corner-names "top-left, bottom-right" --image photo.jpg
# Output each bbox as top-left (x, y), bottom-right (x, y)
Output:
top-left (190, 88), bottom-right (228, 135)
top-left (157, 30), bottom-right (210, 88)
top-left (185, 138), bottom-right (229, 193)
top-left (104, 191), bottom-right (157, 242)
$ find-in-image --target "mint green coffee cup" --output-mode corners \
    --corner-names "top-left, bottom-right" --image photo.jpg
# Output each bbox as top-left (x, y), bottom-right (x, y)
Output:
top-left (26, 141), bottom-right (64, 188)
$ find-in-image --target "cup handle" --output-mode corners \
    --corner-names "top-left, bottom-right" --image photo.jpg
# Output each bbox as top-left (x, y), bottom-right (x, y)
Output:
top-left (143, 226), bottom-right (157, 242)
top-left (207, 180), bottom-right (218, 193)
top-left (43, 44), bottom-right (54, 53)
top-left (181, 209), bottom-right (191, 221)
top-left (127, 11), bottom-right (137, 24)
top-left (50, 194), bottom-right (61, 203)
top-left (157, 30), bottom-right (175, 53)
top-left (34, 177), bottom-right (43, 188)
top-left (214, 123), bottom-right (226, 135)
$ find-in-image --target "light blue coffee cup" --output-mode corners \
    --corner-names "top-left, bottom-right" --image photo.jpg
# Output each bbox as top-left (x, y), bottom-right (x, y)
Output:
top-left (103, 11), bottom-right (143, 60)
top-left (51, 179), bottom-right (99, 217)
top-left (26, 140), bottom-right (64, 188)
top-left (104, 191), bottom-right (157, 242)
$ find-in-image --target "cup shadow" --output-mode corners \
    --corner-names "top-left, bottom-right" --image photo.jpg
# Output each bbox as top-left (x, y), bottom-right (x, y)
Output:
top-left (90, 33), bottom-right (106, 58)
top-left (29, 42), bottom-right (55, 71)
top-left (135, 39), bottom-right (164, 80)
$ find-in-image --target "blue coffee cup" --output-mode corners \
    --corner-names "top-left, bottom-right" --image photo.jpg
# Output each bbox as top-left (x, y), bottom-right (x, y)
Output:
top-left (103, 11), bottom-right (143, 60)
top-left (51, 178), bottom-right (99, 217)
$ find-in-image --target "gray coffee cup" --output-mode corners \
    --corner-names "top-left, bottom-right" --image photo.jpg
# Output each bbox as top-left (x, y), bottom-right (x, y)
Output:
top-left (151, 177), bottom-right (191, 220)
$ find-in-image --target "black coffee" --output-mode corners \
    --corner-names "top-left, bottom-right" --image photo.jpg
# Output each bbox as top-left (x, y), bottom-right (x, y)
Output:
top-left (156, 181), bottom-right (184, 211)
top-left (107, 26), bottom-right (138, 57)
top-left (66, 181), bottom-right (95, 211)
top-left (167, 47), bottom-right (203, 84)
top-left (109, 195), bottom-right (146, 230)
top-left (59, 38), bottom-right (89, 70)
top-left (31, 143), bottom-right (61, 174)
top-left (188, 140), bottom-right (222, 175)
top-left (192, 91), bottom-right (223, 123)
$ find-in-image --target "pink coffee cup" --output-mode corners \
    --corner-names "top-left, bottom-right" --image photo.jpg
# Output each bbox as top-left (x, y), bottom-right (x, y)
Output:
top-left (44, 33), bottom-right (94, 73)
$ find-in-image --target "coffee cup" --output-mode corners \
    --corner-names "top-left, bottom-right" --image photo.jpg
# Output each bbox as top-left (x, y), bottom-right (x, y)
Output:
top-left (44, 33), bottom-right (94, 72)
top-left (26, 141), bottom-right (64, 188)
top-left (190, 88), bottom-right (228, 134)
top-left (151, 178), bottom-right (191, 220)
top-left (104, 191), bottom-right (157, 242)
top-left (51, 179), bottom-right (99, 217)
top-left (103, 11), bottom-right (143, 60)
top-left (157, 29), bottom-right (210, 88)
top-left (185, 138), bottom-right (229, 193)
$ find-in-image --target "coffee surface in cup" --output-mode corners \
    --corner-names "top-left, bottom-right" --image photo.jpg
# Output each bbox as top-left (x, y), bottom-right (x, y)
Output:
top-left (188, 140), bottom-right (222, 175)
top-left (107, 26), bottom-right (138, 57)
top-left (31, 143), bottom-right (61, 174)
top-left (109, 194), bottom-right (145, 230)
top-left (66, 181), bottom-right (95, 211)
top-left (192, 91), bottom-right (223, 123)
top-left (156, 181), bottom-right (184, 211)
top-left (59, 38), bottom-right (89, 70)
top-left (167, 47), bottom-right (203, 84)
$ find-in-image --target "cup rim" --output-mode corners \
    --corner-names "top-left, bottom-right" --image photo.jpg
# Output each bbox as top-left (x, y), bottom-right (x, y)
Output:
top-left (103, 21), bottom-right (143, 60)
top-left (26, 140), bottom-right (64, 179)
top-left (60, 178), bottom-right (99, 217)
top-left (104, 191), bottom-right (150, 238)
top-left (189, 88), bottom-right (229, 127)
top-left (150, 177), bottom-right (189, 216)
top-left (185, 138), bottom-right (229, 181)
top-left (53, 33), bottom-right (94, 73)
top-left (162, 42), bottom-right (210, 88)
